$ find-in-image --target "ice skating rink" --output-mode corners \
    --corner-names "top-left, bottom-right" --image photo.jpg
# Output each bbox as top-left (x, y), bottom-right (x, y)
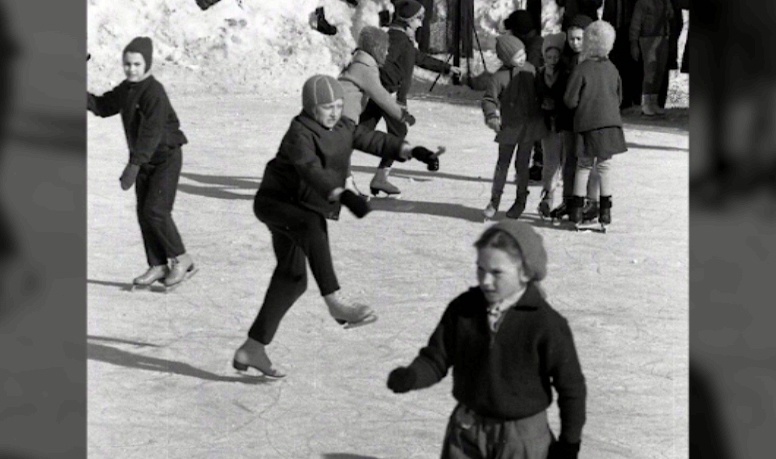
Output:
top-left (87, 94), bottom-right (688, 458)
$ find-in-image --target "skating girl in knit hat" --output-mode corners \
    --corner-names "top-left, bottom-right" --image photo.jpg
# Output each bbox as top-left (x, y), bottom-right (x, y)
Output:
top-left (481, 34), bottom-right (548, 220)
top-left (233, 75), bottom-right (442, 378)
top-left (87, 36), bottom-right (195, 290)
top-left (387, 220), bottom-right (587, 459)
top-left (564, 20), bottom-right (628, 230)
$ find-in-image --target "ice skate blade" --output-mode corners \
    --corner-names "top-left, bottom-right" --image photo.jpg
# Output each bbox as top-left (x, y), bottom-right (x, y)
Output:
top-left (232, 359), bottom-right (286, 379)
top-left (574, 222), bottom-right (607, 233)
top-left (164, 266), bottom-right (200, 292)
top-left (369, 187), bottom-right (401, 199)
top-left (334, 313), bottom-right (378, 329)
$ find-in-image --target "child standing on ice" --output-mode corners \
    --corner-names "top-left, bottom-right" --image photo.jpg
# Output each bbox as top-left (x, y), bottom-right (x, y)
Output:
top-left (564, 20), bottom-right (628, 229)
top-left (386, 220), bottom-right (587, 459)
top-left (481, 35), bottom-right (547, 220)
top-left (87, 36), bottom-right (195, 289)
top-left (233, 75), bottom-right (441, 378)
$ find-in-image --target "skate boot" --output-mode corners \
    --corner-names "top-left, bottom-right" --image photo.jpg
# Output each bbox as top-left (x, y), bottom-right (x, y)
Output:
top-left (599, 196), bottom-right (612, 232)
top-left (582, 199), bottom-right (599, 222)
top-left (345, 174), bottom-right (370, 200)
top-left (163, 253), bottom-right (197, 289)
top-left (233, 337), bottom-right (286, 378)
top-left (370, 167), bottom-right (401, 197)
top-left (132, 265), bottom-right (169, 290)
top-left (505, 190), bottom-right (529, 219)
top-left (549, 196), bottom-right (570, 222)
top-left (483, 196), bottom-right (500, 221)
top-left (324, 291), bottom-right (377, 329)
top-left (310, 7), bottom-right (337, 36)
top-left (537, 189), bottom-right (553, 220)
top-left (568, 196), bottom-right (585, 229)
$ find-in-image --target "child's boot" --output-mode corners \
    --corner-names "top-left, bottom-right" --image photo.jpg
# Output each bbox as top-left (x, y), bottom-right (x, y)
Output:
top-left (506, 190), bottom-right (529, 219)
top-left (370, 167), bottom-right (401, 197)
top-left (568, 196), bottom-right (585, 225)
top-left (537, 189), bottom-right (553, 219)
top-left (582, 198), bottom-right (599, 222)
top-left (232, 337), bottom-right (286, 378)
top-left (483, 195), bottom-right (500, 220)
top-left (324, 291), bottom-right (377, 328)
top-left (549, 196), bottom-right (570, 222)
top-left (599, 195), bottom-right (612, 225)
top-left (133, 265), bottom-right (169, 287)
top-left (164, 253), bottom-right (196, 288)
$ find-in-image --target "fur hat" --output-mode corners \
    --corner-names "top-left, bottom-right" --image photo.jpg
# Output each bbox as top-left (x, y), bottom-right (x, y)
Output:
top-left (301, 75), bottom-right (344, 117)
top-left (358, 26), bottom-right (389, 65)
top-left (503, 10), bottom-right (535, 37)
top-left (542, 32), bottom-right (567, 56)
top-left (394, 0), bottom-right (424, 21)
top-left (123, 36), bottom-right (153, 72)
top-left (495, 34), bottom-right (525, 64)
top-left (583, 20), bottom-right (616, 58)
top-left (567, 14), bottom-right (593, 31)
top-left (481, 220), bottom-right (548, 282)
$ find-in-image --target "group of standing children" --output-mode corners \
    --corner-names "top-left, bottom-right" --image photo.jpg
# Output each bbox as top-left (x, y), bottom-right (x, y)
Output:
top-left (481, 14), bottom-right (627, 230)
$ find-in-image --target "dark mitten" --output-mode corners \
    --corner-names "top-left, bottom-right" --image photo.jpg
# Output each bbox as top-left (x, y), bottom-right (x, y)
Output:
top-left (119, 163), bottom-right (141, 191)
top-left (548, 440), bottom-right (580, 459)
top-left (340, 189), bottom-right (371, 218)
top-left (387, 366), bottom-right (417, 393)
top-left (411, 146), bottom-right (440, 171)
top-left (401, 108), bottom-right (416, 126)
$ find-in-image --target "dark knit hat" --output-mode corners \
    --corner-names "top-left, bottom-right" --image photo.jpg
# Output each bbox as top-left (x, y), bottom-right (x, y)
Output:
top-left (503, 10), bottom-right (535, 36)
top-left (482, 220), bottom-right (547, 281)
top-left (358, 26), bottom-right (389, 65)
top-left (301, 74), bottom-right (344, 116)
top-left (568, 14), bottom-right (593, 31)
top-left (394, 0), bottom-right (424, 20)
top-left (495, 34), bottom-right (525, 64)
top-left (123, 36), bottom-right (153, 72)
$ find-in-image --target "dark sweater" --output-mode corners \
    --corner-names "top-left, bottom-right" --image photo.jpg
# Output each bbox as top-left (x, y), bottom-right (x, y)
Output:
top-left (535, 65), bottom-right (571, 132)
top-left (380, 26), bottom-right (452, 105)
top-left (258, 114), bottom-right (408, 220)
top-left (87, 76), bottom-right (187, 165)
top-left (405, 284), bottom-right (587, 443)
top-left (564, 57), bottom-right (623, 133)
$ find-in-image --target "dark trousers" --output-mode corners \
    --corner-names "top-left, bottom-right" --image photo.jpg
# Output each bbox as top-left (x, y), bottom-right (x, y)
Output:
top-left (611, 28), bottom-right (644, 108)
top-left (135, 148), bottom-right (186, 267)
top-left (249, 194), bottom-right (340, 344)
top-left (359, 98), bottom-right (408, 169)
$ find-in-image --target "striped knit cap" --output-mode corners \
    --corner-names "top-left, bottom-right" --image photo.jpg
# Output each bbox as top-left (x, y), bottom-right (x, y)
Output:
top-left (302, 75), bottom-right (344, 117)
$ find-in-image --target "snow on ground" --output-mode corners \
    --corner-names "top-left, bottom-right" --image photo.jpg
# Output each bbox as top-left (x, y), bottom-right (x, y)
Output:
top-left (87, 91), bottom-right (688, 458)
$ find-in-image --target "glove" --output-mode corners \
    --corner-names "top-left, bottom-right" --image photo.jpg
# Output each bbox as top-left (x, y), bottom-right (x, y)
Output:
top-left (339, 189), bottom-right (371, 218)
top-left (411, 146), bottom-right (440, 172)
top-left (630, 42), bottom-right (640, 61)
top-left (486, 117), bottom-right (501, 133)
top-left (119, 163), bottom-right (141, 190)
top-left (548, 440), bottom-right (580, 459)
top-left (387, 366), bottom-right (417, 393)
top-left (401, 108), bottom-right (416, 126)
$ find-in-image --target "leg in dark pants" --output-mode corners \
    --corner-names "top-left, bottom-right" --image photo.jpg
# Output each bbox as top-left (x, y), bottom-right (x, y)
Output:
top-left (135, 148), bottom-right (186, 267)
top-left (360, 99), bottom-right (407, 194)
top-left (249, 196), bottom-right (340, 345)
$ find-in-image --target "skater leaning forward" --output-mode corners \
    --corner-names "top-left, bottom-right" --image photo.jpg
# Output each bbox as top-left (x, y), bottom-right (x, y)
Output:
top-left (87, 36), bottom-right (195, 289)
top-left (481, 35), bottom-right (548, 220)
top-left (564, 20), bottom-right (628, 229)
top-left (387, 221), bottom-right (587, 459)
top-left (233, 75), bottom-right (442, 378)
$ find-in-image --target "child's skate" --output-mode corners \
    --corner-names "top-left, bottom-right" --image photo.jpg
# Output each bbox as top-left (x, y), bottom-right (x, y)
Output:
top-left (598, 196), bottom-right (612, 233)
top-left (163, 254), bottom-right (198, 292)
top-left (548, 198), bottom-right (569, 223)
top-left (581, 199), bottom-right (599, 223)
top-left (505, 191), bottom-right (529, 220)
top-left (482, 199), bottom-right (499, 221)
top-left (537, 190), bottom-right (552, 220)
top-left (573, 197), bottom-right (607, 233)
top-left (369, 168), bottom-right (401, 198)
top-left (325, 293), bottom-right (378, 329)
top-left (130, 265), bottom-right (168, 291)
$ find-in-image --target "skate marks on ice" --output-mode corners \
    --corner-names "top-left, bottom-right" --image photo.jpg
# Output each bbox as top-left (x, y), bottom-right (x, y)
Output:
top-left (87, 336), bottom-right (273, 385)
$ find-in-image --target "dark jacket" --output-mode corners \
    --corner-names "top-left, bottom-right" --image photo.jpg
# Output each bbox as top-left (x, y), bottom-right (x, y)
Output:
top-left (258, 114), bottom-right (408, 220)
top-left (87, 76), bottom-right (188, 165)
top-left (558, 0), bottom-right (604, 30)
top-left (516, 31), bottom-right (544, 69)
top-left (380, 26), bottom-right (452, 105)
top-left (482, 62), bottom-right (548, 145)
top-left (602, 0), bottom-right (637, 30)
top-left (402, 285), bottom-right (587, 443)
top-left (564, 57), bottom-right (623, 132)
top-left (535, 65), bottom-right (570, 132)
top-left (629, 0), bottom-right (675, 41)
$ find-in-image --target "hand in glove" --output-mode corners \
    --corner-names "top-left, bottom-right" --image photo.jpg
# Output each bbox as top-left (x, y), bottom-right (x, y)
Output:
top-left (630, 42), bottom-right (640, 61)
top-left (387, 366), bottom-right (417, 393)
top-left (119, 163), bottom-right (141, 191)
top-left (411, 146), bottom-right (443, 172)
top-left (548, 440), bottom-right (581, 459)
top-left (339, 189), bottom-right (371, 218)
top-left (486, 117), bottom-right (501, 133)
top-left (401, 108), bottom-right (416, 126)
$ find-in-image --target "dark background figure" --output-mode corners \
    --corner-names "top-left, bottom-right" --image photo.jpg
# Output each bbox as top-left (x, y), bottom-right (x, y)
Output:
top-left (603, 0), bottom-right (643, 109)
top-left (657, 0), bottom-right (684, 109)
top-left (557, 0), bottom-right (604, 31)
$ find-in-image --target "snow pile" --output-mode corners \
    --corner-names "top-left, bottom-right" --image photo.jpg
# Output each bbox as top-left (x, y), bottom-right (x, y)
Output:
top-left (87, 0), bottom-right (557, 96)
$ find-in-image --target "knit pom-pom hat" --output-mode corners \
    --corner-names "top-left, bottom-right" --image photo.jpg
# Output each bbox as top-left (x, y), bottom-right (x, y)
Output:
top-left (301, 75), bottom-right (344, 117)
top-left (358, 26), bottom-right (389, 65)
top-left (123, 36), bottom-right (153, 72)
top-left (394, 0), bottom-right (424, 21)
top-left (495, 34), bottom-right (525, 65)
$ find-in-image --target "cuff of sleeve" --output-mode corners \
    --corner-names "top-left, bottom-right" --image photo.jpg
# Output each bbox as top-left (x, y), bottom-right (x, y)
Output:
top-left (328, 187), bottom-right (345, 202)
